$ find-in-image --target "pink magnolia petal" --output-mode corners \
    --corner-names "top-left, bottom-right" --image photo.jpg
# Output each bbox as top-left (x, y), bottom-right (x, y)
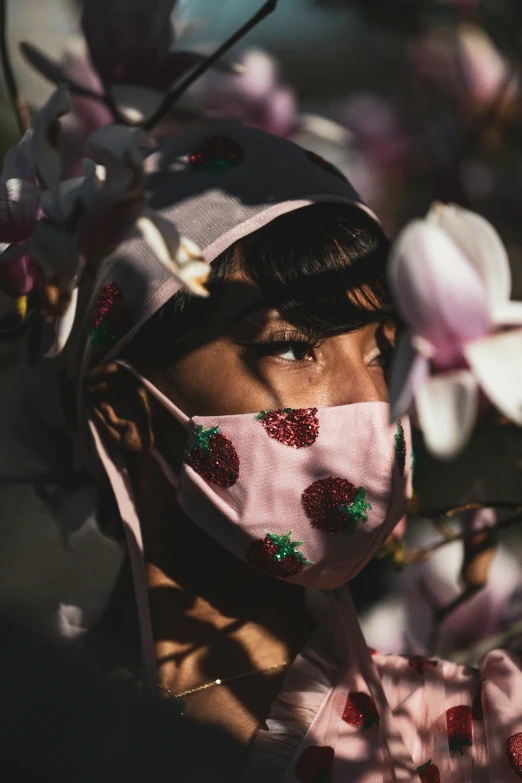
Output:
top-left (0, 179), bottom-right (41, 242)
top-left (264, 88), bottom-right (298, 137)
top-left (0, 249), bottom-right (40, 296)
top-left (388, 220), bottom-right (490, 368)
top-left (81, 0), bottom-right (175, 86)
top-left (427, 202), bottom-right (511, 309)
top-left (61, 36), bottom-right (105, 95)
top-left (388, 330), bottom-right (430, 421)
top-left (1, 131), bottom-right (37, 184)
top-left (465, 330), bottom-right (522, 425)
top-left (415, 370), bottom-right (478, 460)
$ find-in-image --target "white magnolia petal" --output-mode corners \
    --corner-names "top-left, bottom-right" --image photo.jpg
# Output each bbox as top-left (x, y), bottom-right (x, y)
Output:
top-left (88, 124), bottom-right (154, 174)
top-left (136, 216), bottom-right (209, 297)
top-left (177, 237), bottom-right (205, 266)
top-left (44, 286), bottom-right (79, 358)
top-left (427, 201), bottom-right (511, 308)
top-left (465, 330), bottom-right (522, 425)
top-left (110, 85), bottom-right (164, 125)
top-left (136, 214), bottom-right (178, 269)
top-left (415, 370), bottom-right (478, 460)
top-left (31, 87), bottom-right (71, 196)
top-left (388, 331), bottom-right (430, 422)
top-left (30, 220), bottom-right (79, 284)
top-left (176, 258), bottom-right (211, 298)
top-left (42, 160), bottom-right (103, 223)
top-left (491, 300), bottom-right (522, 327)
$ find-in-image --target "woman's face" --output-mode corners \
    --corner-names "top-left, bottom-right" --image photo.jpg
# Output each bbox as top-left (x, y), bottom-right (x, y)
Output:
top-left (147, 267), bottom-right (392, 419)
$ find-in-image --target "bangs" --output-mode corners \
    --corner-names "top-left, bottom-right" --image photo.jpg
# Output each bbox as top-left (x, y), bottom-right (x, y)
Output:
top-left (235, 202), bottom-right (393, 337)
top-left (128, 203), bottom-right (394, 360)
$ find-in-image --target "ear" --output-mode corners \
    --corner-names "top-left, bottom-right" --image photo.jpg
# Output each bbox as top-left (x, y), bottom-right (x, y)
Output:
top-left (85, 362), bottom-right (154, 452)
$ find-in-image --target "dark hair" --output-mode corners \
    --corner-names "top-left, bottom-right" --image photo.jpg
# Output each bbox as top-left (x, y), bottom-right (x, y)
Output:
top-left (128, 202), bottom-right (394, 364)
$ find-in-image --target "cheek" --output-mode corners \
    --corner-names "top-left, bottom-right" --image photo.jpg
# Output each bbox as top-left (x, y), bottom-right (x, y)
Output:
top-left (171, 342), bottom-right (282, 416)
top-left (371, 368), bottom-right (389, 403)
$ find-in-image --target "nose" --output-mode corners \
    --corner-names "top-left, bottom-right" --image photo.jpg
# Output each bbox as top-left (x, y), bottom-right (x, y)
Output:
top-left (336, 361), bottom-right (385, 405)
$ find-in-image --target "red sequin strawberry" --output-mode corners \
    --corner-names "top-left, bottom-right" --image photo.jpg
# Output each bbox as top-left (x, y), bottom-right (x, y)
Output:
top-left (90, 282), bottom-right (131, 348)
top-left (302, 477), bottom-right (372, 535)
top-left (255, 407), bottom-right (319, 448)
top-left (342, 692), bottom-right (380, 729)
top-left (246, 533), bottom-right (312, 578)
top-left (189, 136), bottom-right (245, 172)
top-left (184, 424), bottom-right (239, 487)
top-left (446, 705), bottom-right (472, 757)
top-left (295, 745), bottom-right (334, 783)
top-left (408, 656), bottom-right (438, 677)
top-left (417, 760), bottom-right (440, 783)
top-left (506, 733), bottom-right (522, 779)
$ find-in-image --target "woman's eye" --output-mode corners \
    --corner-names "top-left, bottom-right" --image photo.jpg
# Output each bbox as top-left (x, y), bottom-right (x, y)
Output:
top-left (277, 342), bottom-right (315, 362)
top-left (368, 348), bottom-right (392, 369)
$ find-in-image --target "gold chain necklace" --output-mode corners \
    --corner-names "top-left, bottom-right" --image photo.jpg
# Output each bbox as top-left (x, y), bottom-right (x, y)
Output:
top-left (158, 659), bottom-right (291, 699)
top-left (91, 633), bottom-right (290, 704)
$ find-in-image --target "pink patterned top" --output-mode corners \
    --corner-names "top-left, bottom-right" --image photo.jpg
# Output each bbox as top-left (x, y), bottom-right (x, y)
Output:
top-left (245, 587), bottom-right (522, 783)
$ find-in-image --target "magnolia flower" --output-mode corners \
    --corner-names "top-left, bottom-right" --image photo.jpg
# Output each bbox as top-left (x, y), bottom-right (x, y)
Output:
top-left (4, 87), bottom-right (210, 356)
top-left (362, 517), bottom-right (522, 661)
top-left (388, 202), bottom-right (522, 459)
top-left (202, 48), bottom-right (298, 138)
top-left (408, 23), bottom-right (516, 112)
top-left (20, 0), bottom-right (231, 137)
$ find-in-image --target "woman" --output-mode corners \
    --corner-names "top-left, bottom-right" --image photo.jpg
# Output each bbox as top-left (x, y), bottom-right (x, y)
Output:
top-left (6, 124), bottom-right (522, 782)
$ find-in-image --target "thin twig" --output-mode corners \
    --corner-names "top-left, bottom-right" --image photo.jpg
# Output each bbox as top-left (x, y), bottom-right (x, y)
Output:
top-left (143, 0), bottom-right (278, 131)
top-left (417, 501), bottom-right (522, 520)
top-left (403, 510), bottom-right (522, 566)
top-left (0, 0), bottom-right (30, 134)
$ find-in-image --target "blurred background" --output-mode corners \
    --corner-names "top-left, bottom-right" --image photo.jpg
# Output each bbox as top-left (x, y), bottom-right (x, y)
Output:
top-left (1, 0), bottom-right (522, 662)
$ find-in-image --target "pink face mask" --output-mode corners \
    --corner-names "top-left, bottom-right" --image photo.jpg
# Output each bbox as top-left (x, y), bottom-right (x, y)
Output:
top-left (119, 361), bottom-right (412, 591)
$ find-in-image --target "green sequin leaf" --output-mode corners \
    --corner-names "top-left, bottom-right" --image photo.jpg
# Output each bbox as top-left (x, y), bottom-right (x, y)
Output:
top-left (339, 487), bottom-right (372, 533)
top-left (90, 320), bottom-right (117, 348)
top-left (187, 424), bottom-right (219, 454)
top-left (266, 532), bottom-right (312, 566)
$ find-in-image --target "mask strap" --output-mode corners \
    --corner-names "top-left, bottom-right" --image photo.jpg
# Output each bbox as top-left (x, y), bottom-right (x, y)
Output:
top-left (336, 586), bottom-right (419, 781)
top-left (115, 359), bottom-right (190, 427)
top-left (89, 418), bottom-right (157, 690)
top-left (115, 359), bottom-right (189, 491)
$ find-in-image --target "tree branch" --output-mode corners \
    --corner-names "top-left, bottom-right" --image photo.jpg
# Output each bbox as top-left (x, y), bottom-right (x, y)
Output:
top-left (402, 510), bottom-right (522, 566)
top-left (143, 0), bottom-right (278, 131)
